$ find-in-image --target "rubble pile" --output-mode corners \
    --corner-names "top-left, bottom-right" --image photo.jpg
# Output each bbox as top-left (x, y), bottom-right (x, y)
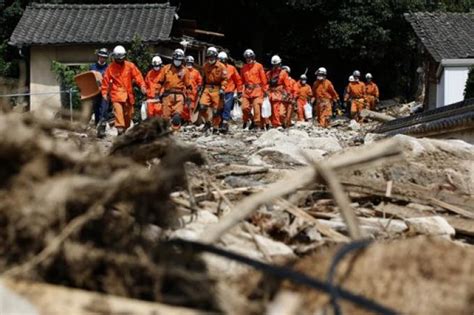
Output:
top-left (1, 113), bottom-right (473, 314)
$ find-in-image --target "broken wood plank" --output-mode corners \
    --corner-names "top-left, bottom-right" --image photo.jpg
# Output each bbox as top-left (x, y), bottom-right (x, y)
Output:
top-left (428, 197), bottom-right (474, 220)
top-left (360, 109), bottom-right (395, 122)
top-left (373, 203), bottom-right (474, 236)
top-left (342, 180), bottom-right (474, 213)
top-left (1, 278), bottom-right (212, 315)
top-left (278, 198), bottom-right (349, 242)
top-left (200, 138), bottom-right (402, 243)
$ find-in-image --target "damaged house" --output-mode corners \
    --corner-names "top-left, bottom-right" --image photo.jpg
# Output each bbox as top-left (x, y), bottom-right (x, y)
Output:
top-left (8, 3), bottom-right (223, 113)
top-left (405, 12), bottom-right (474, 109)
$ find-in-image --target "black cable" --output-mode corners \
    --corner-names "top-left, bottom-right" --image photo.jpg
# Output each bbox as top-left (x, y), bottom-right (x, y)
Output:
top-left (327, 239), bottom-right (373, 315)
top-left (165, 238), bottom-right (398, 315)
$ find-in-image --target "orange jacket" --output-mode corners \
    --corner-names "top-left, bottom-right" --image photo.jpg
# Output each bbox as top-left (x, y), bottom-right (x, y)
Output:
top-left (202, 61), bottom-right (228, 90)
top-left (289, 77), bottom-right (298, 98)
top-left (240, 61), bottom-right (268, 98)
top-left (297, 81), bottom-right (313, 101)
top-left (225, 64), bottom-right (243, 93)
top-left (101, 60), bottom-right (146, 104)
top-left (267, 68), bottom-right (293, 92)
top-left (344, 81), bottom-right (366, 101)
top-left (145, 69), bottom-right (162, 99)
top-left (366, 81), bottom-right (379, 98)
top-left (312, 79), bottom-right (339, 101)
top-left (188, 67), bottom-right (203, 97)
top-left (155, 64), bottom-right (192, 96)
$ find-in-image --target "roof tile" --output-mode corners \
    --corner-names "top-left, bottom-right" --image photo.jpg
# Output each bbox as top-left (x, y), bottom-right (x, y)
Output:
top-left (9, 3), bottom-right (176, 46)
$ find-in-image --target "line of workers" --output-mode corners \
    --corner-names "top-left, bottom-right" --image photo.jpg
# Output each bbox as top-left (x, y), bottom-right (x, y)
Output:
top-left (91, 45), bottom-right (379, 137)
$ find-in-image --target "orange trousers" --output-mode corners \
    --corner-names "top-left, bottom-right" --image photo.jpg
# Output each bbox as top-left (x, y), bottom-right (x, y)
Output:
top-left (296, 98), bottom-right (307, 121)
top-left (270, 101), bottom-right (284, 127)
top-left (350, 98), bottom-right (366, 122)
top-left (241, 96), bottom-right (265, 126)
top-left (146, 100), bottom-right (162, 118)
top-left (316, 98), bottom-right (332, 128)
top-left (113, 102), bottom-right (133, 129)
top-left (199, 88), bottom-right (223, 127)
top-left (181, 93), bottom-right (198, 122)
top-left (366, 95), bottom-right (376, 111)
top-left (162, 94), bottom-right (184, 120)
top-left (280, 102), bottom-right (293, 127)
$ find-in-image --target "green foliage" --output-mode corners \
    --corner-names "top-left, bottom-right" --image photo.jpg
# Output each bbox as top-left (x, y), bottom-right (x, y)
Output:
top-left (51, 61), bottom-right (88, 109)
top-left (126, 36), bottom-right (153, 121)
top-left (465, 66), bottom-right (474, 99)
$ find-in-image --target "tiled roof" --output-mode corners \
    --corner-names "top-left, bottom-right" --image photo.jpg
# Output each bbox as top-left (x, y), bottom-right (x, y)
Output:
top-left (9, 3), bottom-right (176, 46)
top-left (405, 12), bottom-right (474, 62)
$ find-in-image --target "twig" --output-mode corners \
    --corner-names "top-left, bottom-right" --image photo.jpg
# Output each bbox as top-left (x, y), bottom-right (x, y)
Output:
top-left (3, 204), bottom-right (104, 277)
top-left (428, 197), bottom-right (474, 219)
top-left (200, 139), bottom-right (402, 243)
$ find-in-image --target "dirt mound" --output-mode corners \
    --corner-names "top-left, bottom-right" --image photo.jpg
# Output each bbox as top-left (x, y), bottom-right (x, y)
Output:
top-left (0, 114), bottom-right (217, 310)
top-left (282, 237), bottom-right (474, 314)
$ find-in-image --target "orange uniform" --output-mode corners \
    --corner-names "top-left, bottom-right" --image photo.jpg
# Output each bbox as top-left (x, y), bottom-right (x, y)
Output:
top-left (101, 60), bottom-right (146, 129)
top-left (182, 67), bottom-right (203, 122)
top-left (144, 69), bottom-right (163, 118)
top-left (365, 81), bottom-right (380, 110)
top-left (155, 64), bottom-right (192, 126)
top-left (240, 61), bottom-right (268, 127)
top-left (345, 81), bottom-right (366, 121)
top-left (225, 64), bottom-right (243, 93)
top-left (296, 81), bottom-right (313, 121)
top-left (199, 61), bottom-right (228, 127)
top-left (312, 79), bottom-right (339, 128)
top-left (267, 68), bottom-right (293, 127)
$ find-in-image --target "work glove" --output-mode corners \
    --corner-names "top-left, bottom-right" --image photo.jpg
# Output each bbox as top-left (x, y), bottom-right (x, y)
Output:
top-left (219, 89), bottom-right (225, 97)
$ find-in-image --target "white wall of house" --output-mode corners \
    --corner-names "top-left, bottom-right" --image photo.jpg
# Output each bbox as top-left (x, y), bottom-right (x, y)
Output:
top-left (435, 59), bottom-right (474, 108)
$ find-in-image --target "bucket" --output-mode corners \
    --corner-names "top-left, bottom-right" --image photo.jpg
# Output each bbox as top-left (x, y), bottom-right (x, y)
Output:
top-left (74, 71), bottom-right (102, 100)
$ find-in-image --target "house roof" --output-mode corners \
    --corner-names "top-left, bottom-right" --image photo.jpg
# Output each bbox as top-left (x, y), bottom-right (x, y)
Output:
top-left (405, 12), bottom-right (474, 62)
top-left (9, 3), bottom-right (176, 46)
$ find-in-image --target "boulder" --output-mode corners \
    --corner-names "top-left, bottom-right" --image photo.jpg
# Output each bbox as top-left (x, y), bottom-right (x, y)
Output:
top-left (405, 216), bottom-right (455, 238)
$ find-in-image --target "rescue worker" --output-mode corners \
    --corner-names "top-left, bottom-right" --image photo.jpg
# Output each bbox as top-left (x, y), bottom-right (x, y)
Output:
top-left (90, 48), bottom-right (109, 138)
top-left (296, 74), bottom-right (313, 122)
top-left (267, 55), bottom-right (293, 128)
top-left (281, 65), bottom-right (298, 127)
top-left (101, 45), bottom-right (146, 135)
top-left (365, 73), bottom-right (380, 110)
top-left (344, 70), bottom-right (367, 122)
top-left (183, 55), bottom-right (202, 123)
top-left (199, 47), bottom-right (228, 132)
top-left (240, 49), bottom-right (268, 130)
top-left (218, 51), bottom-right (242, 133)
top-left (144, 56), bottom-right (163, 118)
top-left (343, 75), bottom-right (355, 116)
top-left (312, 67), bottom-right (340, 128)
top-left (154, 48), bottom-right (193, 130)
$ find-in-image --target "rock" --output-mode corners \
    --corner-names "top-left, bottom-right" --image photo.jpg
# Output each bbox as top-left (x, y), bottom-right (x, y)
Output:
top-left (348, 119), bottom-right (361, 131)
top-left (251, 146), bottom-right (326, 166)
top-left (223, 176), bottom-right (263, 188)
top-left (299, 137), bottom-right (342, 152)
top-left (170, 211), bottom-right (219, 240)
top-left (407, 203), bottom-right (435, 212)
top-left (405, 216), bottom-right (455, 238)
top-left (288, 129), bottom-right (309, 139)
top-left (0, 283), bottom-right (38, 315)
top-left (364, 133), bottom-right (385, 144)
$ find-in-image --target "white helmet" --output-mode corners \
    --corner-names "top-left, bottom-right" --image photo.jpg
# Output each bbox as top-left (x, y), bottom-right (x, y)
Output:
top-left (282, 65), bottom-right (291, 73)
top-left (316, 67), bottom-right (327, 75)
top-left (243, 49), bottom-right (255, 59)
top-left (300, 74), bottom-right (307, 80)
top-left (349, 75), bottom-right (355, 82)
top-left (271, 55), bottom-right (282, 65)
top-left (113, 45), bottom-right (126, 60)
top-left (353, 70), bottom-right (361, 77)
top-left (366, 73), bottom-right (373, 79)
top-left (185, 55), bottom-right (194, 64)
top-left (206, 47), bottom-right (218, 58)
top-left (218, 51), bottom-right (228, 61)
top-left (152, 56), bottom-right (162, 66)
